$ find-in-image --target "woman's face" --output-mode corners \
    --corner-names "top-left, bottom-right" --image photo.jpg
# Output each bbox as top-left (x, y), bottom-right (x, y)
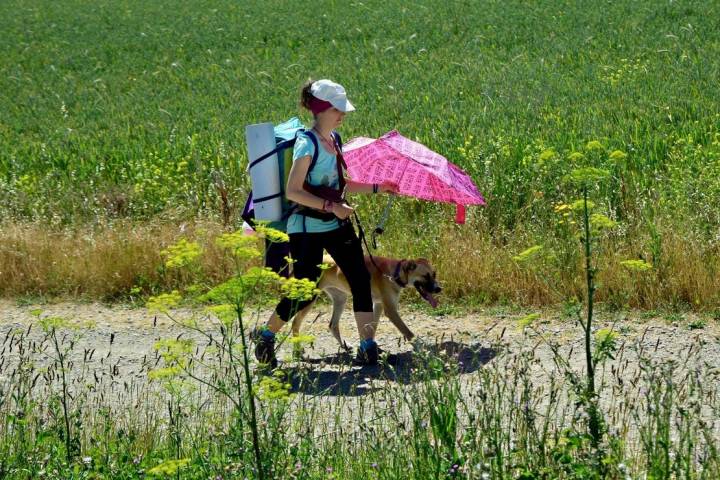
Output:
top-left (317, 107), bottom-right (346, 129)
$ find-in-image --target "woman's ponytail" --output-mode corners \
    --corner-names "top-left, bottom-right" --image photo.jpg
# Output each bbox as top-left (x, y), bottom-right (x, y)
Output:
top-left (300, 79), bottom-right (315, 111)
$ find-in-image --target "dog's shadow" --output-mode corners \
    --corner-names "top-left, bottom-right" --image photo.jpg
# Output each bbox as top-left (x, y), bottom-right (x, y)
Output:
top-left (285, 340), bottom-right (498, 397)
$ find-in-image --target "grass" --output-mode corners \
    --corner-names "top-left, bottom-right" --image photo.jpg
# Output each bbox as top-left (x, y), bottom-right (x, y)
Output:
top-left (1, 210), bottom-right (719, 478)
top-left (3, 215), bottom-right (720, 310)
top-left (1, 309), bottom-right (718, 479)
top-left (0, 218), bottom-right (231, 300)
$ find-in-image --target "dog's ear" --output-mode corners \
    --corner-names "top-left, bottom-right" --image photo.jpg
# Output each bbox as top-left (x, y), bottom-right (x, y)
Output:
top-left (404, 260), bottom-right (417, 272)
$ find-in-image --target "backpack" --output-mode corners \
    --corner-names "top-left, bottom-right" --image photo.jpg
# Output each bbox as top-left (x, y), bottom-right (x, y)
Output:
top-left (241, 117), bottom-right (343, 231)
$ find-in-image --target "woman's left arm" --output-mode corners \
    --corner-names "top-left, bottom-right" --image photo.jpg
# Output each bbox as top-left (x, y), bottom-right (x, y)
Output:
top-left (345, 179), bottom-right (397, 195)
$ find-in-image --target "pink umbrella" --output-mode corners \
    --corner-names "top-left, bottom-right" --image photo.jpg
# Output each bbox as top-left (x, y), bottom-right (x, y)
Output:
top-left (343, 130), bottom-right (485, 223)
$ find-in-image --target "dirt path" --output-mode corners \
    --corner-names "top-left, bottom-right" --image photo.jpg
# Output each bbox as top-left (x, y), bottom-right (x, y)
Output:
top-left (2, 298), bottom-right (720, 448)
top-left (2, 299), bottom-right (719, 391)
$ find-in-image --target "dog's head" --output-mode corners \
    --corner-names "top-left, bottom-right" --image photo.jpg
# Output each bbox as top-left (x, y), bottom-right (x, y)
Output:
top-left (403, 259), bottom-right (442, 308)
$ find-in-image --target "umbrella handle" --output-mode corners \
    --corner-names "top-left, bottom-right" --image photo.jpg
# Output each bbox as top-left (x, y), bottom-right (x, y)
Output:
top-left (373, 195), bottom-right (394, 241)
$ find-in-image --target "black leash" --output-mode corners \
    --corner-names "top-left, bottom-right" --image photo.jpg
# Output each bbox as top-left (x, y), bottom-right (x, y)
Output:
top-left (352, 211), bottom-right (406, 286)
top-left (352, 211), bottom-right (388, 278)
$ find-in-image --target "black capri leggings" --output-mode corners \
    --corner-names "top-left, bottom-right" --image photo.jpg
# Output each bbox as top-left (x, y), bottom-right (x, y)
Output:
top-left (275, 221), bottom-right (373, 322)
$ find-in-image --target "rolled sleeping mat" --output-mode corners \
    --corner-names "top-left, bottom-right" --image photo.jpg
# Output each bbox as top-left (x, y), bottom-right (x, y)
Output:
top-left (245, 122), bottom-right (282, 222)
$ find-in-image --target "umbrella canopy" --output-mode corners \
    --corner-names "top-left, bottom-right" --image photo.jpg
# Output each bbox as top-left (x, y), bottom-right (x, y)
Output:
top-left (343, 130), bottom-right (485, 223)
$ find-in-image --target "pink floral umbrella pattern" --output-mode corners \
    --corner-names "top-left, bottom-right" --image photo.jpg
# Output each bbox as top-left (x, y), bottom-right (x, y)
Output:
top-left (343, 130), bottom-right (485, 223)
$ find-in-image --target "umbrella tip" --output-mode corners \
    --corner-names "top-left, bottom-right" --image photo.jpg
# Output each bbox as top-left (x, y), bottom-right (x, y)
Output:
top-left (455, 204), bottom-right (467, 224)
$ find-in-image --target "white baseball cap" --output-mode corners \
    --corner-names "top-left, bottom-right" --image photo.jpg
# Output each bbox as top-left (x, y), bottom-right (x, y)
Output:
top-left (310, 79), bottom-right (355, 112)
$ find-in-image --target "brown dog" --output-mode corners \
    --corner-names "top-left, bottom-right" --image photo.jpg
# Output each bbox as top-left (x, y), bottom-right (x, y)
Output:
top-left (290, 256), bottom-right (441, 350)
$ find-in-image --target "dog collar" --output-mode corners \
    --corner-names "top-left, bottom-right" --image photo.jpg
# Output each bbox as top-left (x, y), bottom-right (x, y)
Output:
top-left (392, 260), bottom-right (407, 288)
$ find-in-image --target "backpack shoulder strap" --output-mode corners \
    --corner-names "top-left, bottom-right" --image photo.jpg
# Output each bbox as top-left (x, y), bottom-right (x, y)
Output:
top-left (296, 130), bottom-right (320, 172)
top-left (281, 130), bottom-right (320, 221)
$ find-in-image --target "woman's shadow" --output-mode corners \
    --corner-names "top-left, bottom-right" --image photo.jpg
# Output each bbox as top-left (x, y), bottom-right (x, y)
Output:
top-left (285, 339), bottom-right (498, 397)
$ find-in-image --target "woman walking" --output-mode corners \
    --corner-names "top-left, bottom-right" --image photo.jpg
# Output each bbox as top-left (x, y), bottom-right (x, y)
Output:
top-left (254, 79), bottom-right (395, 368)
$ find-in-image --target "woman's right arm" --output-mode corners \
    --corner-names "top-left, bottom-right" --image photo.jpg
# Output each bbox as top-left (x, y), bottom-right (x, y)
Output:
top-left (286, 155), bottom-right (353, 219)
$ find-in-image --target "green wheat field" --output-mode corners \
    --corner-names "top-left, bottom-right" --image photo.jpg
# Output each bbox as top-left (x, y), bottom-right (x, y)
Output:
top-left (3, 0), bottom-right (720, 306)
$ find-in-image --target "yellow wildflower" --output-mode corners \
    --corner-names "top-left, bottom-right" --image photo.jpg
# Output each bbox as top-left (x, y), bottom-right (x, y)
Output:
top-left (161, 238), bottom-right (202, 269)
top-left (281, 277), bottom-right (320, 301)
top-left (620, 259), bottom-right (653, 272)
top-left (146, 290), bottom-right (182, 313)
top-left (518, 313), bottom-right (540, 328)
top-left (513, 245), bottom-right (543, 262)
top-left (570, 199), bottom-right (595, 212)
top-left (585, 140), bottom-right (603, 151)
top-left (590, 213), bottom-right (616, 230)
top-left (255, 224), bottom-right (290, 243)
top-left (147, 459), bottom-right (190, 476)
top-left (567, 151), bottom-right (585, 162)
top-left (609, 150), bottom-right (627, 161)
top-left (216, 231), bottom-right (261, 260)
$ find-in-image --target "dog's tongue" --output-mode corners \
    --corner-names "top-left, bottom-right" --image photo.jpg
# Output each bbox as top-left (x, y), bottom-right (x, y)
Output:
top-left (421, 291), bottom-right (439, 308)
